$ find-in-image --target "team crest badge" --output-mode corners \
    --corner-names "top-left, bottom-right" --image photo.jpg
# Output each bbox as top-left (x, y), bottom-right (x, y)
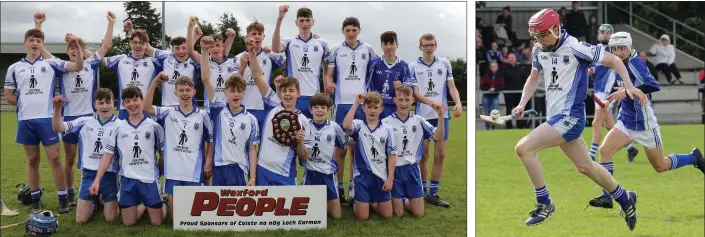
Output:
top-left (145, 131), bottom-right (151, 140)
top-left (327, 134), bottom-right (332, 142)
top-left (240, 122), bottom-right (246, 131)
top-left (313, 45), bottom-right (319, 52)
top-left (227, 67), bottom-right (233, 73)
top-left (380, 137), bottom-right (386, 144)
top-left (41, 67), bottom-right (46, 73)
top-left (395, 72), bottom-right (400, 79)
top-left (262, 59), bottom-right (267, 65)
top-left (143, 61), bottom-right (148, 67)
top-left (361, 54), bottom-right (366, 60)
top-left (84, 66), bottom-right (89, 72)
top-left (563, 55), bottom-right (570, 65)
top-left (194, 123), bottom-right (199, 130)
top-left (412, 125), bottom-right (417, 133)
top-left (437, 68), bottom-right (443, 75)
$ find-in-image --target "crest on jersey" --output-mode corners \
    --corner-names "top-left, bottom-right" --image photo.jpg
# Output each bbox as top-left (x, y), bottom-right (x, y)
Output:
top-left (41, 67), bottom-right (46, 73)
top-left (380, 137), bottom-right (386, 144)
top-left (563, 55), bottom-right (570, 64)
top-left (395, 72), bottom-right (400, 79)
top-left (361, 54), bottom-right (367, 60)
top-left (227, 67), bottom-right (234, 73)
top-left (84, 66), bottom-right (89, 72)
top-left (193, 123), bottom-right (199, 131)
top-left (437, 69), bottom-right (443, 75)
top-left (327, 134), bottom-right (332, 142)
top-left (145, 131), bottom-right (151, 140)
top-left (262, 59), bottom-right (267, 65)
top-left (412, 125), bottom-right (417, 133)
top-left (240, 122), bottom-right (246, 131)
top-left (314, 45), bottom-right (319, 52)
top-left (143, 61), bottom-right (148, 67)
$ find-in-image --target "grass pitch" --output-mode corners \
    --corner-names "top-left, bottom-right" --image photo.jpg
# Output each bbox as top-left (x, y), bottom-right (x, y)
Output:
top-left (476, 124), bottom-right (705, 237)
top-left (1, 112), bottom-right (467, 237)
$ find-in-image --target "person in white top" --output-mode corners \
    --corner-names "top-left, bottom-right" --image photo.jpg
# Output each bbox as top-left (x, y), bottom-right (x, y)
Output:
top-left (515, 8), bottom-right (647, 229)
top-left (648, 34), bottom-right (683, 84)
top-left (4, 29), bottom-right (84, 214)
top-left (271, 5), bottom-right (330, 119)
top-left (382, 86), bottom-right (445, 217)
top-left (36, 11), bottom-right (116, 207)
top-left (51, 88), bottom-right (120, 224)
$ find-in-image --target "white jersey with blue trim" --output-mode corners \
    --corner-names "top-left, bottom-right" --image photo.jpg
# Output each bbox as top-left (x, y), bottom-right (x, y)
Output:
top-left (234, 49), bottom-right (283, 111)
top-left (211, 105), bottom-right (260, 172)
top-left (616, 50), bottom-right (661, 131)
top-left (4, 56), bottom-right (66, 121)
top-left (154, 50), bottom-right (199, 107)
top-left (103, 117), bottom-right (164, 183)
top-left (382, 113), bottom-right (436, 166)
top-left (63, 115), bottom-right (119, 172)
top-left (103, 53), bottom-right (162, 110)
top-left (56, 53), bottom-right (102, 116)
top-left (532, 30), bottom-right (605, 119)
top-left (409, 57), bottom-right (454, 119)
top-left (205, 56), bottom-right (238, 109)
top-left (155, 106), bottom-right (213, 183)
top-left (257, 89), bottom-right (310, 178)
top-left (283, 34), bottom-right (330, 96)
top-left (301, 119), bottom-right (348, 175)
top-left (327, 40), bottom-right (377, 105)
top-left (348, 119), bottom-right (397, 181)
top-left (592, 44), bottom-right (617, 94)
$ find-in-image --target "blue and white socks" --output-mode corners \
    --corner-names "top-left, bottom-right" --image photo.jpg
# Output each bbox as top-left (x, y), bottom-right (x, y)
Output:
top-left (57, 190), bottom-right (67, 201)
top-left (610, 185), bottom-right (629, 207)
top-left (31, 189), bottom-right (41, 202)
top-left (422, 181), bottom-right (428, 195)
top-left (67, 188), bottom-right (75, 197)
top-left (429, 180), bottom-right (440, 197)
top-left (535, 186), bottom-right (551, 205)
top-left (590, 143), bottom-right (599, 161)
top-left (600, 162), bottom-right (614, 198)
top-left (668, 153), bottom-right (698, 170)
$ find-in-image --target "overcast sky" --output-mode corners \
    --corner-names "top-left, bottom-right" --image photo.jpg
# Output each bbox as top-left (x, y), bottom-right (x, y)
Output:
top-left (1, 1), bottom-right (467, 61)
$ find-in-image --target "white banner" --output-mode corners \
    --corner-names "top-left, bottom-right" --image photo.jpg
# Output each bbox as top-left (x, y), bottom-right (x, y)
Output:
top-left (173, 185), bottom-right (327, 231)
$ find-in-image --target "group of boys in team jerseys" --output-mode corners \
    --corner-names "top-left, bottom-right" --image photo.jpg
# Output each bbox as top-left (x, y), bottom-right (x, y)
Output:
top-left (4, 5), bottom-right (463, 226)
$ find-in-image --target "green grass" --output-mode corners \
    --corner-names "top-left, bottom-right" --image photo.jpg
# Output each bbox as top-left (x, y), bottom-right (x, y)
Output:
top-left (1, 112), bottom-right (467, 237)
top-left (476, 124), bottom-right (705, 237)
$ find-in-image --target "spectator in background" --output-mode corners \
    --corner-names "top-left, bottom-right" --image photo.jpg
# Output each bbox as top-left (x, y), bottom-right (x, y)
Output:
top-left (586, 14), bottom-right (599, 44)
top-left (500, 53), bottom-right (528, 129)
top-left (487, 42), bottom-right (504, 64)
top-left (522, 39), bottom-right (534, 65)
top-left (559, 7), bottom-right (568, 25)
top-left (649, 34), bottom-right (683, 84)
top-left (501, 46), bottom-right (510, 61)
top-left (496, 6), bottom-right (516, 45)
top-left (480, 61), bottom-right (504, 130)
top-left (476, 38), bottom-right (489, 77)
top-left (476, 17), bottom-right (484, 39)
top-left (640, 50), bottom-right (659, 81)
top-left (513, 41), bottom-right (526, 63)
top-left (566, 1), bottom-right (587, 41)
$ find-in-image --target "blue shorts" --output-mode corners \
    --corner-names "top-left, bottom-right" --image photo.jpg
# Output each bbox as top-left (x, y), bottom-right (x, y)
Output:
top-left (255, 166), bottom-right (296, 186)
top-left (212, 164), bottom-right (248, 186)
top-left (165, 179), bottom-right (202, 196)
top-left (118, 109), bottom-right (151, 120)
top-left (547, 114), bottom-right (586, 142)
top-left (248, 109), bottom-right (267, 131)
top-left (332, 104), bottom-right (365, 126)
top-left (391, 164), bottom-right (424, 199)
top-left (62, 114), bottom-right (93, 144)
top-left (79, 169), bottom-right (118, 202)
top-left (380, 104), bottom-right (397, 120)
top-left (302, 170), bottom-right (338, 200)
top-left (352, 171), bottom-right (391, 203)
top-left (296, 96), bottom-right (312, 118)
top-left (16, 118), bottom-right (60, 146)
top-left (427, 118), bottom-right (450, 141)
top-left (118, 176), bottom-right (162, 208)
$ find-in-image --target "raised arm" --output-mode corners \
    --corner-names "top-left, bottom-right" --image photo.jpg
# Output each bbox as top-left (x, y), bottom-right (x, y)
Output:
top-left (186, 16), bottom-right (202, 64)
top-left (223, 28), bottom-right (235, 57)
top-left (63, 36), bottom-right (84, 72)
top-left (51, 96), bottom-right (67, 132)
top-left (247, 38), bottom-right (271, 97)
top-left (144, 72), bottom-right (168, 115)
top-left (200, 36), bottom-right (216, 102)
top-left (343, 94), bottom-right (365, 131)
top-left (96, 11), bottom-right (117, 58)
top-left (271, 5), bottom-right (289, 53)
top-left (32, 12), bottom-right (54, 59)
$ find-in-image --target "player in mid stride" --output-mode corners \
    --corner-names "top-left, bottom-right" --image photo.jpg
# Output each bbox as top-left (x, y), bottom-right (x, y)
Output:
top-left (586, 32), bottom-right (705, 209)
top-left (514, 9), bottom-right (647, 230)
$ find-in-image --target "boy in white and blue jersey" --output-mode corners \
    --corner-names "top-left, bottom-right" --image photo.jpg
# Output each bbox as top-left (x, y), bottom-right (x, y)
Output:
top-left (272, 5), bottom-right (330, 118)
top-left (301, 93), bottom-right (348, 219)
top-left (90, 86), bottom-right (166, 226)
top-left (51, 89), bottom-right (120, 223)
top-left (143, 72), bottom-right (213, 218)
top-left (383, 86), bottom-right (445, 217)
top-left (324, 17), bottom-right (377, 204)
top-left (409, 33), bottom-right (463, 208)
top-left (515, 9), bottom-right (648, 229)
top-left (588, 24), bottom-right (639, 162)
top-left (235, 21), bottom-right (284, 128)
top-left (587, 32), bottom-right (705, 209)
top-left (343, 92), bottom-right (397, 221)
top-left (103, 30), bottom-right (162, 119)
top-left (152, 38), bottom-right (200, 107)
top-left (365, 31), bottom-right (440, 119)
top-left (200, 36), bottom-right (260, 187)
top-left (4, 30), bottom-right (85, 213)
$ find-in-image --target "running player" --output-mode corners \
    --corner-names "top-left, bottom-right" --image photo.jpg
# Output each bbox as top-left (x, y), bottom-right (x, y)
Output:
top-left (586, 32), bottom-right (705, 209)
top-left (200, 36), bottom-right (260, 187)
top-left (89, 86), bottom-right (166, 226)
top-left (409, 33), bottom-right (463, 207)
top-left (325, 16), bottom-right (377, 205)
top-left (382, 86), bottom-right (445, 217)
top-left (271, 5), bottom-right (330, 118)
top-left (514, 9), bottom-right (646, 230)
top-left (4, 30), bottom-right (84, 213)
top-left (51, 89), bottom-right (120, 223)
top-left (589, 24), bottom-right (639, 162)
top-left (143, 72), bottom-right (213, 218)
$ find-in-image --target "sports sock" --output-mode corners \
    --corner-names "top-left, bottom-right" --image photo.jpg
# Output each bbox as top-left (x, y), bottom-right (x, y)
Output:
top-left (610, 185), bottom-right (629, 208)
top-left (626, 144), bottom-right (634, 151)
top-left (535, 186), bottom-right (551, 205)
top-left (67, 188), bottom-right (75, 196)
top-left (337, 182), bottom-right (345, 197)
top-left (589, 143), bottom-right (599, 161)
top-left (668, 153), bottom-right (698, 170)
top-left (430, 180), bottom-right (440, 196)
top-left (422, 181), bottom-right (429, 195)
top-left (57, 190), bottom-right (67, 200)
top-left (31, 189), bottom-right (41, 201)
top-left (600, 162), bottom-right (614, 198)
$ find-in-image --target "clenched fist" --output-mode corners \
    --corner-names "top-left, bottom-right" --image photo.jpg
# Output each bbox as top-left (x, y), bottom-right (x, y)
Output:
top-left (34, 12), bottom-right (46, 25)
